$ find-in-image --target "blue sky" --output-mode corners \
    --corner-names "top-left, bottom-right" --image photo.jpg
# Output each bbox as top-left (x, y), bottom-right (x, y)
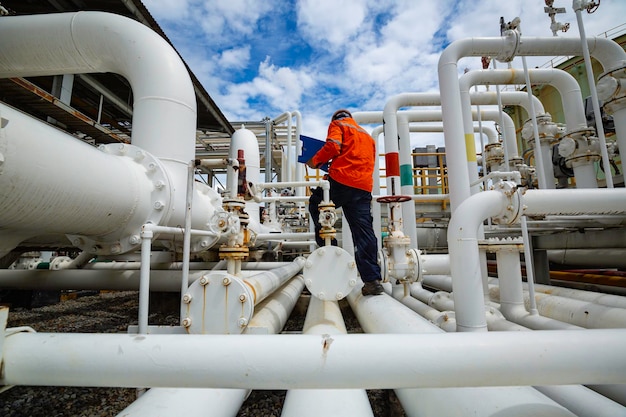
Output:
top-left (142, 0), bottom-right (626, 145)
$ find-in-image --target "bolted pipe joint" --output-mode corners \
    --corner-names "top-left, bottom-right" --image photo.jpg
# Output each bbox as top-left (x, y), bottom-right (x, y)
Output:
top-left (496, 29), bottom-right (521, 63)
top-left (597, 65), bottom-right (626, 115)
top-left (489, 181), bottom-right (522, 225)
top-left (521, 113), bottom-right (560, 149)
top-left (558, 127), bottom-right (600, 168)
top-left (484, 143), bottom-right (504, 172)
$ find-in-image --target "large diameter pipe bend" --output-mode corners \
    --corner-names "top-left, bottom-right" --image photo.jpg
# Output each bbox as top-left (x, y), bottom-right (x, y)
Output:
top-left (448, 189), bottom-right (511, 331)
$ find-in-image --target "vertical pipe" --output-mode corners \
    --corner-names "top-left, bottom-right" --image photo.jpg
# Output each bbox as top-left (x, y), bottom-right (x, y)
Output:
top-left (138, 228), bottom-right (153, 334)
top-left (264, 117), bottom-right (272, 183)
top-left (522, 57), bottom-right (549, 189)
top-left (180, 161), bottom-right (194, 321)
top-left (573, 3), bottom-right (614, 188)
top-left (397, 113), bottom-right (418, 248)
top-left (520, 216), bottom-right (539, 315)
top-left (281, 297), bottom-right (374, 417)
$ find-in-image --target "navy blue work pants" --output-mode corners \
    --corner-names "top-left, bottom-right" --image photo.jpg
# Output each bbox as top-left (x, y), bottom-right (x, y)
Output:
top-left (309, 178), bottom-right (381, 283)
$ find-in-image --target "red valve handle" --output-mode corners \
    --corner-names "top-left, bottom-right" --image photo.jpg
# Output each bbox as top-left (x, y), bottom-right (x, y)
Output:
top-left (376, 195), bottom-right (412, 203)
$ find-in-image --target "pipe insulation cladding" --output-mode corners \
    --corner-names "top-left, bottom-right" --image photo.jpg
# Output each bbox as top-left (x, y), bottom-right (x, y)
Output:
top-left (0, 12), bottom-right (225, 256)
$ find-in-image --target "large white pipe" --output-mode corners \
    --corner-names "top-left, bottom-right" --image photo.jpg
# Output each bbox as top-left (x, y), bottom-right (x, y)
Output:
top-left (3, 329), bottom-right (626, 389)
top-left (495, 248), bottom-right (580, 330)
top-left (281, 297), bottom-right (374, 417)
top-left (0, 104), bottom-right (156, 256)
top-left (438, 33), bottom-right (626, 212)
top-left (116, 388), bottom-right (249, 417)
top-left (449, 187), bottom-right (626, 331)
top-left (0, 12), bottom-right (196, 161)
top-left (246, 275), bottom-right (305, 334)
top-left (0, 12), bottom-right (222, 256)
top-left (534, 385), bottom-right (626, 417)
top-left (346, 286), bottom-right (580, 415)
top-left (448, 190), bottom-right (509, 331)
top-left (460, 68), bottom-right (591, 188)
top-left (272, 111), bottom-right (292, 182)
top-left (118, 276), bottom-right (306, 416)
top-left (243, 258), bottom-right (305, 306)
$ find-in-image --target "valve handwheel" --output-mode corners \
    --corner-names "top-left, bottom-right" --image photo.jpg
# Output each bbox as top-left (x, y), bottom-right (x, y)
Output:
top-left (376, 195), bottom-right (412, 203)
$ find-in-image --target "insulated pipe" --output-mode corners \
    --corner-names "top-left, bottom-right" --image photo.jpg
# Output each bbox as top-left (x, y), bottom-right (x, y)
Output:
top-left (281, 297), bottom-right (374, 417)
top-left (346, 286), bottom-right (580, 415)
top-left (0, 12), bottom-right (196, 160)
top-left (229, 126), bottom-right (264, 232)
top-left (449, 187), bottom-right (626, 331)
top-left (376, 91), bottom-right (532, 229)
top-left (491, 277), bottom-right (626, 310)
top-left (409, 124), bottom-right (498, 143)
top-left (118, 277), bottom-right (306, 416)
top-left (460, 68), bottom-right (591, 188)
top-left (0, 104), bottom-right (159, 257)
top-left (521, 188), bottom-right (626, 217)
top-left (494, 248), bottom-right (580, 330)
top-left (526, 291), bottom-right (626, 329)
top-left (548, 249), bottom-right (626, 269)
top-left (409, 282), bottom-right (529, 332)
top-left (272, 111), bottom-right (292, 182)
top-left (438, 33), bottom-right (626, 212)
top-left (4, 328), bottom-right (626, 389)
top-left (534, 385), bottom-right (626, 417)
top-left (246, 275), bottom-right (305, 334)
top-left (243, 257), bottom-right (305, 306)
top-left (0, 12), bottom-right (222, 255)
top-left (448, 190), bottom-right (509, 331)
top-left (391, 284), bottom-right (457, 332)
top-left (116, 388), bottom-right (249, 417)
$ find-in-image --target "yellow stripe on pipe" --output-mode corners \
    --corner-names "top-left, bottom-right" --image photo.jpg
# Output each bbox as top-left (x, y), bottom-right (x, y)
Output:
top-left (465, 133), bottom-right (477, 162)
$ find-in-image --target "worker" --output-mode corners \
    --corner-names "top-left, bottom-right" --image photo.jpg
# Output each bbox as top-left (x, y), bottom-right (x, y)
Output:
top-left (306, 109), bottom-right (383, 296)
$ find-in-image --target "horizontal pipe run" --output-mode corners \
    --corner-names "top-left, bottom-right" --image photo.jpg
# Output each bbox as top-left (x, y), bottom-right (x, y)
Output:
top-left (522, 189), bottom-right (626, 217)
top-left (243, 258), bottom-right (305, 305)
top-left (5, 330), bottom-right (625, 389)
top-left (246, 276), bottom-right (305, 335)
top-left (254, 233), bottom-right (315, 242)
top-left (116, 388), bottom-right (249, 417)
top-left (534, 385), bottom-right (626, 417)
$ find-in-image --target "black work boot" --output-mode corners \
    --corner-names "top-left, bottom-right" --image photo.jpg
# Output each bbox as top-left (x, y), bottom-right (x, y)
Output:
top-left (361, 280), bottom-right (384, 296)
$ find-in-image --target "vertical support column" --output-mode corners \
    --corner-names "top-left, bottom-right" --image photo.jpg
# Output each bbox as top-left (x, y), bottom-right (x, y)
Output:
top-left (532, 247), bottom-right (551, 285)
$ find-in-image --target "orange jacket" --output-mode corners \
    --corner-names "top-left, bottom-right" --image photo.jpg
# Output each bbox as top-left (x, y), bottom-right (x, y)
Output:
top-left (311, 117), bottom-right (376, 192)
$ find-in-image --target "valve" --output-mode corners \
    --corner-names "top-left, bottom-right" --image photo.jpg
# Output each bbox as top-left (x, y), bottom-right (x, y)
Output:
top-left (317, 201), bottom-right (337, 246)
top-left (209, 211), bottom-right (240, 235)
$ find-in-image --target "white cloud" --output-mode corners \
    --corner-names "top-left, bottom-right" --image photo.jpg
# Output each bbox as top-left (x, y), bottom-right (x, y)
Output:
top-left (296, 0), bottom-right (368, 47)
top-left (198, 0), bottom-right (276, 40)
top-left (218, 46), bottom-right (251, 70)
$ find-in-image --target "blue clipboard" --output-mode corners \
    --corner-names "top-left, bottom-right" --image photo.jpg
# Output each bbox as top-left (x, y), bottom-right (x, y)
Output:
top-left (298, 135), bottom-right (329, 172)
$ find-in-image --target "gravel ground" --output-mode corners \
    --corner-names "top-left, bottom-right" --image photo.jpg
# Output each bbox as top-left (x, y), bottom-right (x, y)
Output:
top-left (2, 291), bottom-right (405, 416)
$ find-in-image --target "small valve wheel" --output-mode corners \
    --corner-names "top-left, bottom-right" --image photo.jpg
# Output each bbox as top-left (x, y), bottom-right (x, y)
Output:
top-left (376, 195), bottom-right (412, 204)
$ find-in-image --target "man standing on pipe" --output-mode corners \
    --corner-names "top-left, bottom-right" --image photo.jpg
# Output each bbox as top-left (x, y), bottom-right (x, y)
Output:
top-left (307, 109), bottom-right (383, 296)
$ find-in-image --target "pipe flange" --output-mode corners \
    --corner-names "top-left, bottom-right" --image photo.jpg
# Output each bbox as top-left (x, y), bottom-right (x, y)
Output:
top-left (303, 246), bottom-right (358, 300)
top-left (597, 65), bottom-right (626, 114)
top-left (67, 144), bottom-right (171, 255)
top-left (491, 181), bottom-right (521, 225)
top-left (408, 248), bottom-right (422, 283)
top-left (496, 30), bottom-right (520, 63)
top-left (219, 245), bottom-right (249, 260)
top-left (183, 271), bottom-right (253, 334)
